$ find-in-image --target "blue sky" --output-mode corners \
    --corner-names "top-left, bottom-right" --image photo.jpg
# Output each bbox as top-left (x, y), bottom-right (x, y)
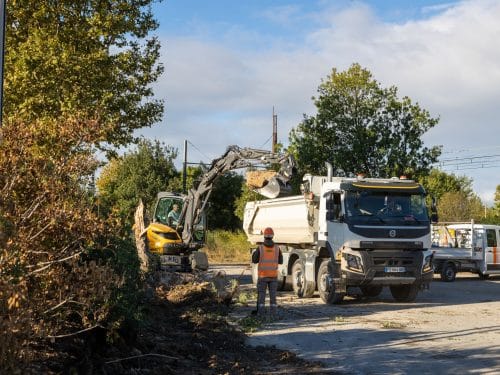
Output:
top-left (141, 0), bottom-right (500, 204)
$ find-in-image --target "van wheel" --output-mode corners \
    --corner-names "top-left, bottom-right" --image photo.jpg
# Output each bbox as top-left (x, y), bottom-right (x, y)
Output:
top-left (292, 259), bottom-right (315, 298)
top-left (440, 263), bottom-right (456, 282)
top-left (360, 285), bottom-right (383, 298)
top-left (317, 260), bottom-right (344, 304)
top-left (390, 283), bottom-right (419, 302)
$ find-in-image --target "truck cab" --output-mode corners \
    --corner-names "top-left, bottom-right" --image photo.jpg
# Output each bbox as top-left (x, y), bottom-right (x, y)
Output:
top-left (317, 177), bottom-right (434, 302)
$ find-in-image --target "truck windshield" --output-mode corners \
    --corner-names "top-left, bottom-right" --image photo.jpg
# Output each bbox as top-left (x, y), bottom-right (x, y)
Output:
top-left (345, 191), bottom-right (429, 225)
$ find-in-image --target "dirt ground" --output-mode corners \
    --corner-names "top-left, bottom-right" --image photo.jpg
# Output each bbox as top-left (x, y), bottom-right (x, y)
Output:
top-left (27, 270), bottom-right (324, 374)
top-left (219, 265), bottom-right (500, 375)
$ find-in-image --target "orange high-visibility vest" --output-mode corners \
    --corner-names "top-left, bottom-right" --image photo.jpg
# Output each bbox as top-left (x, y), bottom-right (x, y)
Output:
top-left (258, 244), bottom-right (279, 278)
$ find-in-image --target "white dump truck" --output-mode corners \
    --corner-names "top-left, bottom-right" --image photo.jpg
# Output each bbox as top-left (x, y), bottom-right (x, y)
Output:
top-left (243, 166), bottom-right (434, 303)
top-left (431, 221), bottom-right (500, 281)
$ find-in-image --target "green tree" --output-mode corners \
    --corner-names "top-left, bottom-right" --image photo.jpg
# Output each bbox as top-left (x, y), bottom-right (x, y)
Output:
top-left (5, 0), bottom-right (163, 147)
top-left (169, 167), bottom-right (244, 230)
top-left (207, 172), bottom-right (244, 230)
top-left (437, 191), bottom-right (485, 222)
top-left (97, 139), bottom-right (178, 226)
top-left (419, 169), bottom-right (490, 222)
top-left (483, 185), bottom-right (500, 224)
top-left (494, 185), bottom-right (500, 214)
top-left (420, 169), bottom-right (473, 201)
top-left (234, 184), bottom-right (266, 222)
top-left (166, 165), bottom-right (205, 193)
top-left (289, 63), bottom-right (441, 178)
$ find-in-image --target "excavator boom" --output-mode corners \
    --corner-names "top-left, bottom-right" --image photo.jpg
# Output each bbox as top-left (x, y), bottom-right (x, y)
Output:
top-left (178, 145), bottom-right (295, 245)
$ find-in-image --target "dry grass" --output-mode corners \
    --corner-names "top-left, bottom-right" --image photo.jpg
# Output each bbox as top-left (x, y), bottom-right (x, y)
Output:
top-left (204, 230), bottom-right (252, 264)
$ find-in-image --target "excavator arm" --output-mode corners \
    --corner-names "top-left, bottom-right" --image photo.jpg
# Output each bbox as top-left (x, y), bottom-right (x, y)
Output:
top-left (177, 145), bottom-right (295, 246)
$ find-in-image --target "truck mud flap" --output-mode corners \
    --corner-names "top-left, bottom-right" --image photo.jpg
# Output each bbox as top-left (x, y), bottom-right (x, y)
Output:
top-left (334, 277), bottom-right (347, 294)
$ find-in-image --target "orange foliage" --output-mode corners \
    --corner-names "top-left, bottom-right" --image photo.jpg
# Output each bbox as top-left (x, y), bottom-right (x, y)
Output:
top-left (0, 117), bottom-right (124, 371)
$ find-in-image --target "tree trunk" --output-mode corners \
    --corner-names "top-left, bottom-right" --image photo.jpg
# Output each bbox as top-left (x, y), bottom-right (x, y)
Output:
top-left (134, 199), bottom-right (150, 273)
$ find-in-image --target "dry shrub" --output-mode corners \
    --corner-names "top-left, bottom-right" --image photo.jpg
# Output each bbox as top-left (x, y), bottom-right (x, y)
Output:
top-left (164, 282), bottom-right (213, 305)
top-left (0, 117), bottom-right (126, 371)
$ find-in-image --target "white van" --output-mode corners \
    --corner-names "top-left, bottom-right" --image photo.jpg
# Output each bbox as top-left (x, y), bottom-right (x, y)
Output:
top-left (431, 222), bottom-right (500, 281)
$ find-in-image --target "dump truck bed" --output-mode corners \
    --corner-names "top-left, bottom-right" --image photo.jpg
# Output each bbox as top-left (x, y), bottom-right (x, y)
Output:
top-left (243, 195), bottom-right (315, 245)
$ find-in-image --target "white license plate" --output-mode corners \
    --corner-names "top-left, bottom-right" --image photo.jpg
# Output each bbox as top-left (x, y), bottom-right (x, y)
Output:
top-left (161, 255), bottom-right (181, 265)
top-left (385, 266), bottom-right (406, 273)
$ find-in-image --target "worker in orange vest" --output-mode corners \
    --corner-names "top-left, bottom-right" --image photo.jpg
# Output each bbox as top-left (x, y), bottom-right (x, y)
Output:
top-left (251, 227), bottom-right (283, 317)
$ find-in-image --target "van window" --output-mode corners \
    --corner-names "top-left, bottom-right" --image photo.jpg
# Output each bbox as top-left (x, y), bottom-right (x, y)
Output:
top-left (486, 229), bottom-right (497, 247)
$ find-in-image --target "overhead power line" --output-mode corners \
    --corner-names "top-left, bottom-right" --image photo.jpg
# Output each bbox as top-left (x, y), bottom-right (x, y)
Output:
top-left (441, 145), bottom-right (500, 155)
top-left (187, 140), bottom-right (212, 161)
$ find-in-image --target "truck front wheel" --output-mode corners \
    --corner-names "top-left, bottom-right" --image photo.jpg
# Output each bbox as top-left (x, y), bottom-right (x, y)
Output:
top-left (317, 260), bottom-right (344, 304)
top-left (390, 283), bottom-right (419, 302)
top-left (292, 259), bottom-right (315, 298)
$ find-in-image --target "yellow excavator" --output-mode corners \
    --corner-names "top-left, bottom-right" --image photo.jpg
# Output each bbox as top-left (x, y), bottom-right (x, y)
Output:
top-left (144, 145), bottom-right (295, 271)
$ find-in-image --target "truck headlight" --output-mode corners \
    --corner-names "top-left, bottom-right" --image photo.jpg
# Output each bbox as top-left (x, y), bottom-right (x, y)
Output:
top-left (344, 253), bottom-right (363, 272)
top-left (422, 254), bottom-right (433, 273)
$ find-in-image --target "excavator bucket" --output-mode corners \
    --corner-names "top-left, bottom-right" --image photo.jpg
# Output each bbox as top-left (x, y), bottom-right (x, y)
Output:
top-left (246, 170), bottom-right (291, 199)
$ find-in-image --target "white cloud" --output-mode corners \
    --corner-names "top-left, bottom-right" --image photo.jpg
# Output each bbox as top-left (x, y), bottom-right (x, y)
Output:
top-left (147, 0), bottom-right (500, 204)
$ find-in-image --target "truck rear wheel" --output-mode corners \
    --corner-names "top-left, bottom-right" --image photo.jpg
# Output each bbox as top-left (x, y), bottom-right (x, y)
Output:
top-left (292, 259), bottom-right (315, 298)
top-left (390, 283), bottom-right (419, 302)
top-left (360, 285), bottom-right (383, 298)
top-left (440, 262), bottom-right (456, 282)
top-left (317, 260), bottom-right (344, 304)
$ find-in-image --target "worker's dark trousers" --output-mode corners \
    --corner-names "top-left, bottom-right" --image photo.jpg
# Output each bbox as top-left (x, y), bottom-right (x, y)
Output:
top-left (257, 277), bottom-right (277, 313)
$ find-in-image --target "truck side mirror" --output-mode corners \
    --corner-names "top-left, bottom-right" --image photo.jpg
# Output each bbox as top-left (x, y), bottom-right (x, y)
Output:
top-left (430, 196), bottom-right (438, 223)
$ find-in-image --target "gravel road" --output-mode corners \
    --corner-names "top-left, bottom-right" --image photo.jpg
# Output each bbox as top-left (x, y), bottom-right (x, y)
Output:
top-left (214, 265), bottom-right (500, 374)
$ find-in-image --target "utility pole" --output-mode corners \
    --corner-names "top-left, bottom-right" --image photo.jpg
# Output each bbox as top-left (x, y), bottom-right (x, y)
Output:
top-left (272, 107), bottom-right (277, 153)
top-left (0, 0), bottom-right (7, 126)
top-left (182, 139), bottom-right (188, 194)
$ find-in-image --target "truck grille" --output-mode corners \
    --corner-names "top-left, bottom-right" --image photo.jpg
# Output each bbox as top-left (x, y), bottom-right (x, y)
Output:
top-left (372, 256), bottom-right (415, 267)
top-left (372, 255), bottom-right (416, 277)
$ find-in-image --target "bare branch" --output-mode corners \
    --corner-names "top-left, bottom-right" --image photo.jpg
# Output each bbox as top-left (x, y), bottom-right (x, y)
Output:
top-left (28, 251), bottom-right (82, 275)
top-left (46, 324), bottom-right (103, 340)
top-left (105, 353), bottom-right (179, 365)
top-left (30, 222), bottom-right (51, 241)
top-left (21, 196), bottom-right (46, 223)
top-left (42, 299), bottom-right (85, 315)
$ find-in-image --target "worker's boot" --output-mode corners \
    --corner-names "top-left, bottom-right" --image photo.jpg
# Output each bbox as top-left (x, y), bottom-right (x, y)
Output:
top-left (251, 304), bottom-right (263, 317)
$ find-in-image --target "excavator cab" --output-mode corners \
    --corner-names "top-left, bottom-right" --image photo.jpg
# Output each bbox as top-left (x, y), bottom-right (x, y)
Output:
top-left (154, 195), bottom-right (183, 227)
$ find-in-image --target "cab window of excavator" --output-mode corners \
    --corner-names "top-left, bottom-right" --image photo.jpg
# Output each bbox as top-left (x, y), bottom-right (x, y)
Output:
top-left (155, 198), bottom-right (182, 225)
